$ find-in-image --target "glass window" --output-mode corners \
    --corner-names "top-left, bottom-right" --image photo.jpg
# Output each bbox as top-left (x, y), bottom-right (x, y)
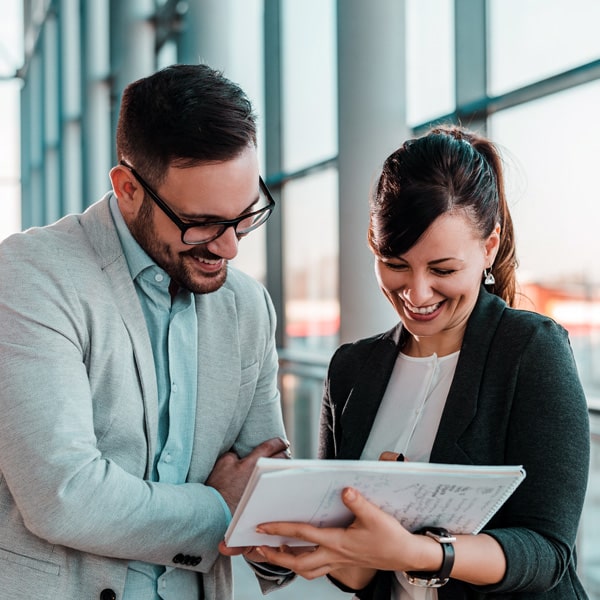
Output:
top-left (280, 371), bottom-right (324, 458)
top-left (406, 0), bottom-right (455, 126)
top-left (281, 0), bottom-right (337, 172)
top-left (0, 180), bottom-right (21, 241)
top-left (221, 0), bottom-right (267, 283)
top-left (0, 0), bottom-right (23, 240)
top-left (489, 81), bottom-right (600, 403)
top-left (283, 168), bottom-right (339, 353)
top-left (488, 0), bottom-right (600, 96)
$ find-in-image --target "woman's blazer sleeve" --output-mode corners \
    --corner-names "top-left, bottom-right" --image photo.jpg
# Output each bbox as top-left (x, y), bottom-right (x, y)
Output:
top-left (477, 315), bottom-right (590, 595)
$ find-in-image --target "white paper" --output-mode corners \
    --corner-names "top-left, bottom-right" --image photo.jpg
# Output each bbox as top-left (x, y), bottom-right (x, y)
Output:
top-left (225, 458), bottom-right (525, 547)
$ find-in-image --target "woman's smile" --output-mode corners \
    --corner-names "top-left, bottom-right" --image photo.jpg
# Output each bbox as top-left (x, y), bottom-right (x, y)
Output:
top-left (403, 300), bottom-right (445, 317)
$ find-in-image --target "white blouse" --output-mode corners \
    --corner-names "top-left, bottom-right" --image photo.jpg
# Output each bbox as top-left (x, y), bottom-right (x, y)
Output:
top-left (360, 351), bottom-right (460, 600)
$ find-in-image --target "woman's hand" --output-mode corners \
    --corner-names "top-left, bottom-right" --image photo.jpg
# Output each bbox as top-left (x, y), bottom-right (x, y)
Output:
top-left (251, 486), bottom-right (429, 587)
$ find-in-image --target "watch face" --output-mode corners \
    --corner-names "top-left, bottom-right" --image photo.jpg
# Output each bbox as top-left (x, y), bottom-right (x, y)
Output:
top-left (424, 529), bottom-right (456, 543)
top-left (405, 573), bottom-right (449, 588)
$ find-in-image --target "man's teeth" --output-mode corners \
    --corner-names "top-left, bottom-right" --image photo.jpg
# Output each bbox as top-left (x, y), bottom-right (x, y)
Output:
top-left (407, 302), bottom-right (441, 315)
top-left (194, 256), bottom-right (220, 265)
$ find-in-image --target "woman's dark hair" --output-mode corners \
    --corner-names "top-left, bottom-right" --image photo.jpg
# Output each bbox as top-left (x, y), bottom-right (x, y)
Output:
top-left (116, 64), bottom-right (257, 185)
top-left (368, 125), bottom-right (518, 306)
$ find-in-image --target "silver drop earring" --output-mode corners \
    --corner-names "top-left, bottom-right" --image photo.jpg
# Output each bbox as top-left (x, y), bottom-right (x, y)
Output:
top-left (484, 268), bottom-right (495, 286)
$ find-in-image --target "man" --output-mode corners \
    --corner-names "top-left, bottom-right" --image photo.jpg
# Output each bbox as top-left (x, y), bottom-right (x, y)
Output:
top-left (0, 64), bottom-right (291, 600)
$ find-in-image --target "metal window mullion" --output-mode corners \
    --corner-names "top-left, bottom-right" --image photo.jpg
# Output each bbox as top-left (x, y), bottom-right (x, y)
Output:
top-left (264, 0), bottom-right (285, 349)
top-left (454, 0), bottom-right (488, 133)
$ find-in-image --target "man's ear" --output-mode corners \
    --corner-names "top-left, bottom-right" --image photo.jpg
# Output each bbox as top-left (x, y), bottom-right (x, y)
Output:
top-left (109, 165), bottom-right (141, 217)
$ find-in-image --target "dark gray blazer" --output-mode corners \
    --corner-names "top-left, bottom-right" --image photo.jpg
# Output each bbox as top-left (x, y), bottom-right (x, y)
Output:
top-left (320, 288), bottom-right (590, 599)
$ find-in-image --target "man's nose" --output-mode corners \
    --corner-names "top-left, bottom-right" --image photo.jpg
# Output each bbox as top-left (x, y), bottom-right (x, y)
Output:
top-left (206, 225), bottom-right (239, 260)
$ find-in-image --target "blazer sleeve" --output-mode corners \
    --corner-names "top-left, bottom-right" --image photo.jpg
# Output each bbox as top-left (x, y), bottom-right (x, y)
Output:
top-left (476, 316), bottom-right (590, 595)
top-left (230, 281), bottom-right (287, 458)
top-left (0, 232), bottom-right (234, 572)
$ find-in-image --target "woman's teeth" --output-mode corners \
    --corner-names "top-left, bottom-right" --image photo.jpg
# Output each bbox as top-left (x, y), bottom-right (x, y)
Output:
top-left (406, 301), bottom-right (442, 315)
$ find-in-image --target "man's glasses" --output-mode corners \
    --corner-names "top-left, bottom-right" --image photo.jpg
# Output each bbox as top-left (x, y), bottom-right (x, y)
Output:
top-left (120, 161), bottom-right (275, 245)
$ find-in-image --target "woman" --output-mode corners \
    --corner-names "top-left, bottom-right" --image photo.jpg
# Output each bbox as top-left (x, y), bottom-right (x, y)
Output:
top-left (252, 126), bottom-right (590, 598)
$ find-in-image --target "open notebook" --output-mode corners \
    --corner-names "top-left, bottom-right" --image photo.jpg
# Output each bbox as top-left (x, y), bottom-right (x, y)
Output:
top-left (225, 458), bottom-right (526, 547)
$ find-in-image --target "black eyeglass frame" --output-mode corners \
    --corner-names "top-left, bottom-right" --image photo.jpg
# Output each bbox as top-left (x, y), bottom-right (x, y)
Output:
top-left (119, 160), bottom-right (275, 245)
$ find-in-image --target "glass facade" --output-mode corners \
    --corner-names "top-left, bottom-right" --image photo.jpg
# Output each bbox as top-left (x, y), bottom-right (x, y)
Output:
top-left (0, 0), bottom-right (22, 241)
top-left (283, 168), bottom-right (339, 353)
top-left (406, 0), bottom-right (455, 125)
top-left (488, 0), bottom-right (600, 95)
top-left (281, 0), bottom-right (337, 172)
top-left (2, 0), bottom-right (600, 596)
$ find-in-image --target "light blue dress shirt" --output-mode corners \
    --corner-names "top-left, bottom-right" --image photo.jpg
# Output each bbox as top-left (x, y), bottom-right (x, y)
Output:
top-left (110, 197), bottom-right (202, 600)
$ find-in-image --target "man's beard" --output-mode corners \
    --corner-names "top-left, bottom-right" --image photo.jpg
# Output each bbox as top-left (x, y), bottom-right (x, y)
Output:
top-left (127, 197), bottom-right (228, 294)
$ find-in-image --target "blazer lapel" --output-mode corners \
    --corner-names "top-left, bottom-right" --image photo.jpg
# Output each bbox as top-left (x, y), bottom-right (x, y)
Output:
top-left (79, 195), bottom-right (159, 475)
top-left (188, 285), bottom-right (241, 481)
top-left (339, 325), bottom-right (403, 459)
top-left (430, 288), bottom-right (506, 463)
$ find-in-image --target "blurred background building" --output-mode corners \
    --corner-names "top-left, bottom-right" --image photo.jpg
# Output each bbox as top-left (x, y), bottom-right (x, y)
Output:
top-left (0, 0), bottom-right (599, 597)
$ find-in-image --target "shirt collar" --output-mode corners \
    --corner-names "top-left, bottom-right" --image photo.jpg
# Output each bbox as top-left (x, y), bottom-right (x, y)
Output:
top-left (109, 193), bottom-right (167, 283)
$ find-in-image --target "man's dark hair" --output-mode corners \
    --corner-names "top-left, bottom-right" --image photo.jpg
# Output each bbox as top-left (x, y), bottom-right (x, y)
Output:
top-left (116, 63), bottom-right (257, 185)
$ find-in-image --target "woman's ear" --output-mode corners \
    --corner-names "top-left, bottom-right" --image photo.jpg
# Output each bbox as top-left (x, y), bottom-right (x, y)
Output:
top-left (484, 222), bottom-right (501, 266)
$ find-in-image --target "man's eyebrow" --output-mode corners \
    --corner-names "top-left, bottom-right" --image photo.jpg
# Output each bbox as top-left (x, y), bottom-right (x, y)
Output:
top-left (175, 194), bottom-right (260, 221)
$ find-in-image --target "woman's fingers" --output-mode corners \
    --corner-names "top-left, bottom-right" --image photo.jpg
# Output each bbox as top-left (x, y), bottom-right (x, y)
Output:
top-left (256, 520), bottom-right (340, 547)
top-left (378, 451), bottom-right (405, 462)
top-left (256, 544), bottom-right (332, 580)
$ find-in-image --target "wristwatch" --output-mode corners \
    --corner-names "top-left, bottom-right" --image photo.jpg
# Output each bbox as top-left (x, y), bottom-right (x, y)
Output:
top-left (404, 527), bottom-right (456, 587)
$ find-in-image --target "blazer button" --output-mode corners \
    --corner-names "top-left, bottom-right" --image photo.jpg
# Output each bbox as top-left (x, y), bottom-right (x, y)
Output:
top-left (100, 590), bottom-right (116, 600)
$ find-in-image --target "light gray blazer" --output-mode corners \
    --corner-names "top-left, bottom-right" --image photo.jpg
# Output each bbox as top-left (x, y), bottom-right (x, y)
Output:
top-left (0, 194), bottom-right (287, 600)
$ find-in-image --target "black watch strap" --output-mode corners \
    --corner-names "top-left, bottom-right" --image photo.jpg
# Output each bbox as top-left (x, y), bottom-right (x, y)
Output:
top-left (405, 527), bottom-right (456, 587)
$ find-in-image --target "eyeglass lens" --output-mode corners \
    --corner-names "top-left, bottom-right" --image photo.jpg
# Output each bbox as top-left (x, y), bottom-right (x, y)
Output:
top-left (181, 191), bottom-right (273, 244)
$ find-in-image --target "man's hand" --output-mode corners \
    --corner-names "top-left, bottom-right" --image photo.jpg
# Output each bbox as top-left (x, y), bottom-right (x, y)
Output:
top-left (206, 437), bottom-right (290, 514)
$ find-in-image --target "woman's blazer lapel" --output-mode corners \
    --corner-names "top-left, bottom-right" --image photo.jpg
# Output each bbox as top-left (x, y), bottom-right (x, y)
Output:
top-left (430, 288), bottom-right (507, 463)
top-left (336, 325), bottom-right (403, 459)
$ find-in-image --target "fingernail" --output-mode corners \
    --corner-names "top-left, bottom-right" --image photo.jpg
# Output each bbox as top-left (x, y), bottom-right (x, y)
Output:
top-left (256, 526), bottom-right (265, 533)
top-left (256, 547), bottom-right (266, 557)
top-left (396, 453), bottom-right (405, 462)
top-left (343, 487), bottom-right (357, 501)
top-left (279, 437), bottom-right (290, 448)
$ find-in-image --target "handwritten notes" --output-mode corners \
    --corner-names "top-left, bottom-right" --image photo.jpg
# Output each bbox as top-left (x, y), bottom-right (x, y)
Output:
top-left (225, 458), bottom-right (525, 547)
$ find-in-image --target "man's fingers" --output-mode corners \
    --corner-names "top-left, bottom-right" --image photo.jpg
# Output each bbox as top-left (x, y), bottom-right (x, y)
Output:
top-left (218, 540), bottom-right (247, 556)
top-left (245, 436), bottom-right (290, 460)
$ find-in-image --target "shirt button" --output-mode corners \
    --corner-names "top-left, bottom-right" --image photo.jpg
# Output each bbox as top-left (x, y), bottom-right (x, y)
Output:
top-left (164, 453), bottom-right (172, 463)
top-left (155, 273), bottom-right (164, 282)
top-left (172, 382), bottom-right (178, 392)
